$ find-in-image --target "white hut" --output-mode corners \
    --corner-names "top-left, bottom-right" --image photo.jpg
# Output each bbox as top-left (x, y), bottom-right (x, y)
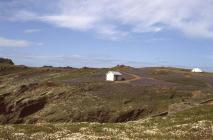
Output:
top-left (106, 71), bottom-right (122, 81)
top-left (191, 68), bottom-right (203, 73)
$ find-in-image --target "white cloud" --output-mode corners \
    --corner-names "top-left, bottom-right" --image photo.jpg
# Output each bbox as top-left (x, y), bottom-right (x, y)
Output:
top-left (40, 15), bottom-right (99, 31)
top-left (4, 0), bottom-right (213, 39)
top-left (24, 28), bottom-right (41, 33)
top-left (0, 37), bottom-right (31, 47)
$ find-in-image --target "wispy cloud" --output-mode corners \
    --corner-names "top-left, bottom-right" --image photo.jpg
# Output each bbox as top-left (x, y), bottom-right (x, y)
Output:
top-left (40, 15), bottom-right (99, 31)
top-left (24, 28), bottom-right (41, 33)
top-left (0, 37), bottom-right (31, 47)
top-left (96, 25), bottom-right (129, 41)
top-left (2, 0), bottom-right (213, 39)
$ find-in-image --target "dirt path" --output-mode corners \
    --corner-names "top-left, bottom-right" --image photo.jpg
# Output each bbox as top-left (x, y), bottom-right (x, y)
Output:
top-left (116, 72), bottom-right (142, 83)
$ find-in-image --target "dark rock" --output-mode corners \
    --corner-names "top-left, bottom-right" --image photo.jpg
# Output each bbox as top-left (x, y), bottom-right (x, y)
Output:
top-left (0, 95), bottom-right (47, 124)
top-left (16, 83), bottom-right (39, 95)
top-left (82, 66), bottom-right (89, 69)
top-left (123, 99), bottom-right (133, 104)
top-left (170, 94), bottom-right (175, 99)
top-left (0, 93), bottom-right (11, 114)
top-left (113, 65), bottom-right (132, 69)
top-left (115, 108), bottom-right (145, 122)
top-left (42, 65), bottom-right (53, 68)
top-left (18, 97), bottom-right (47, 118)
top-left (151, 111), bottom-right (168, 117)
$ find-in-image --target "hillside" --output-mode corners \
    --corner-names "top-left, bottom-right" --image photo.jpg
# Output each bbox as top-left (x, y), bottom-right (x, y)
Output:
top-left (1, 104), bottom-right (212, 139)
top-left (0, 58), bottom-right (212, 139)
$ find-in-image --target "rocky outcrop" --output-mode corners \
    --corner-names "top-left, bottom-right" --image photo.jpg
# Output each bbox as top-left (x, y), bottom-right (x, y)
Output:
top-left (0, 95), bottom-right (47, 124)
top-left (115, 108), bottom-right (146, 122)
top-left (168, 102), bottom-right (194, 115)
top-left (0, 58), bottom-right (14, 65)
top-left (0, 83), bottom-right (47, 124)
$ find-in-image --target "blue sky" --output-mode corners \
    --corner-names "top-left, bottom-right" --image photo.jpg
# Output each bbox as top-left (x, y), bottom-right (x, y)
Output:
top-left (0, 0), bottom-right (213, 71)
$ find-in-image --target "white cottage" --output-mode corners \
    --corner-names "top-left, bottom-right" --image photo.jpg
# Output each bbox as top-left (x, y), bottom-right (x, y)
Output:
top-left (192, 68), bottom-right (203, 73)
top-left (106, 71), bottom-right (122, 81)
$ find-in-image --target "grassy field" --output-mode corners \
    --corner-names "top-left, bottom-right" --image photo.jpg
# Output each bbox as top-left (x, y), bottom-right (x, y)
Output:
top-left (0, 59), bottom-right (213, 139)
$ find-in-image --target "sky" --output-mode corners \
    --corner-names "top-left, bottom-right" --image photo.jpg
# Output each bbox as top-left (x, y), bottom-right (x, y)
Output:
top-left (0, 0), bottom-right (213, 71)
